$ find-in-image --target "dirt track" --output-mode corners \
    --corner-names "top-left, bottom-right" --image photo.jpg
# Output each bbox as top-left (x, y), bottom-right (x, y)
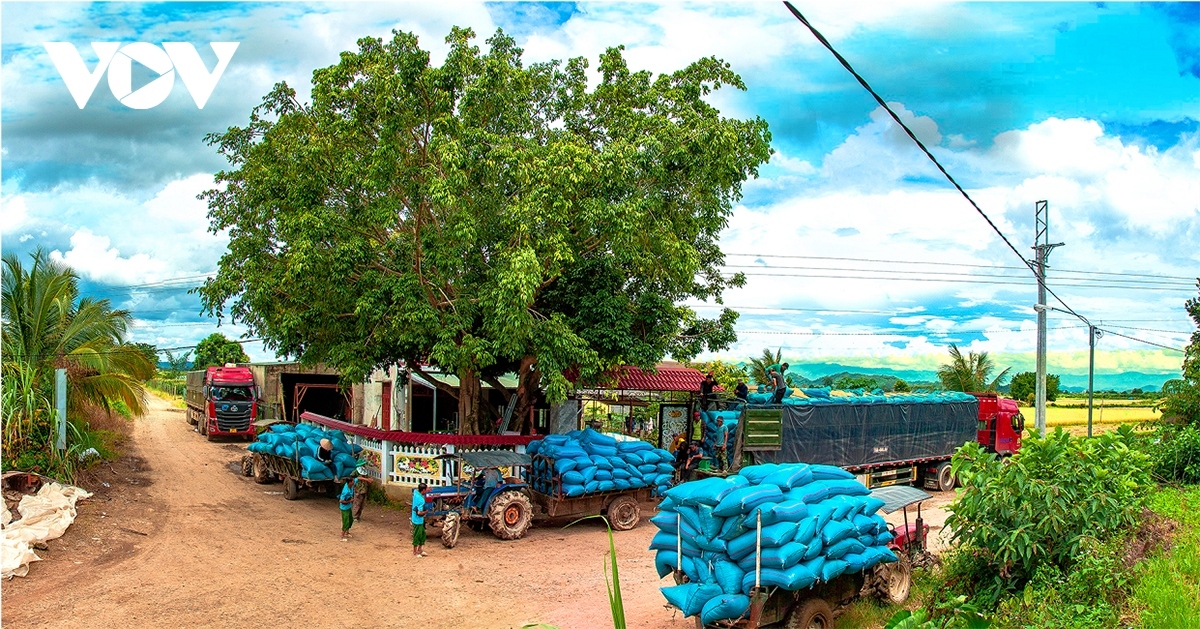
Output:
top-left (1, 396), bottom-right (696, 629)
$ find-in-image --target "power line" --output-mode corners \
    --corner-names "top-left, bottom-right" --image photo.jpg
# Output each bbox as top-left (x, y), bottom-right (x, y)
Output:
top-left (1096, 329), bottom-right (1185, 354)
top-left (721, 271), bottom-right (1194, 292)
top-left (721, 264), bottom-right (1195, 288)
top-left (12, 338), bottom-right (263, 360)
top-left (727, 253), bottom-right (1199, 282)
top-left (781, 1), bottom-right (1086, 322)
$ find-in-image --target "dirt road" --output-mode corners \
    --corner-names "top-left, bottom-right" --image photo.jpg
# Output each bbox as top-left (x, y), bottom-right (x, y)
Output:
top-left (1, 396), bottom-right (694, 629)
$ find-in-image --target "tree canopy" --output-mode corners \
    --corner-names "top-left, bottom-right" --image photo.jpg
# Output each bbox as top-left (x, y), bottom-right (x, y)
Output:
top-left (193, 333), bottom-right (250, 369)
top-left (198, 27), bottom-right (772, 433)
top-left (1008, 371), bottom-right (1060, 404)
top-left (937, 344), bottom-right (1010, 393)
top-left (1159, 283), bottom-right (1200, 425)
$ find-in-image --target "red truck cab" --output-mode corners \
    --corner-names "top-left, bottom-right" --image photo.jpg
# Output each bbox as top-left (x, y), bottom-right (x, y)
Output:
top-left (973, 393), bottom-right (1023, 456)
top-left (186, 365), bottom-right (258, 440)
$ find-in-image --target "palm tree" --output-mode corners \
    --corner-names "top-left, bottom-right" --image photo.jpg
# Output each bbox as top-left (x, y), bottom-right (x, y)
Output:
top-left (2, 250), bottom-right (156, 452)
top-left (748, 348), bottom-right (783, 388)
top-left (937, 344), bottom-right (1011, 393)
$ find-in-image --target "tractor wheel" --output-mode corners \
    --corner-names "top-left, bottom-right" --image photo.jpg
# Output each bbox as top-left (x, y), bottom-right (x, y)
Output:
top-left (441, 512), bottom-right (461, 549)
top-left (283, 477), bottom-right (299, 500)
top-left (875, 554), bottom-right (913, 604)
top-left (252, 454), bottom-right (271, 484)
top-left (198, 417), bottom-right (208, 436)
top-left (785, 598), bottom-right (834, 629)
top-left (606, 495), bottom-right (641, 531)
top-left (935, 462), bottom-right (956, 492)
top-left (487, 490), bottom-right (533, 540)
top-left (240, 455), bottom-right (254, 477)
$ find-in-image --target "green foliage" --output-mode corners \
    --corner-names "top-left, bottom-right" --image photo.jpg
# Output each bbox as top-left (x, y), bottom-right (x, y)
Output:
top-left (2, 250), bottom-right (154, 478)
top-left (162, 348), bottom-right (193, 378)
top-left (564, 515), bottom-right (625, 629)
top-left (990, 536), bottom-right (1131, 629)
top-left (192, 333), bottom-right (249, 369)
top-left (945, 426), bottom-right (1153, 604)
top-left (1158, 378), bottom-right (1200, 426)
top-left (834, 374), bottom-right (878, 390)
top-left (1130, 486), bottom-right (1200, 629)
top-left (1008, 372), bottom-right (1060, 404)
top-left (199, 27), bottom-right (771, 432)
top-left (893, 379), bottom-right (912, 393)
top-left (687, 359), bottom-right (748, 393)
top-left (748, 348), bottom-right (783, 387)
top-left (1150, 424), bottom-right (1200, 484)
top-left (938, 344), bottom-right (1010, 393)
top-left (884, 596), bottom-right (990, 629)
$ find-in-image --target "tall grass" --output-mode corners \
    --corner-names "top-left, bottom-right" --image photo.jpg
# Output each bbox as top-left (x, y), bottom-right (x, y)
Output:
top-left (1129, 486), bottom-right (1200, 628)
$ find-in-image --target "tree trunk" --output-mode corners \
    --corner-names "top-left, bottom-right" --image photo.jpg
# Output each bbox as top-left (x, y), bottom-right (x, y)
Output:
top-left (458, 367), bottom-right (482, 435)
top-left (514, 355), bottom-right (540, 435)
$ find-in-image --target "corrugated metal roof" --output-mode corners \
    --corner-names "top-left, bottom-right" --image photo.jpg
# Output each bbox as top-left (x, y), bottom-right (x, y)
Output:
top-left (573, 365), bottom-right (714, 393)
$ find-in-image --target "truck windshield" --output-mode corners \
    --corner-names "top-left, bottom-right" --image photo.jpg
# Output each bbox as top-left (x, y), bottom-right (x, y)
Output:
top-left (212, 386), bottom-right (253, 402)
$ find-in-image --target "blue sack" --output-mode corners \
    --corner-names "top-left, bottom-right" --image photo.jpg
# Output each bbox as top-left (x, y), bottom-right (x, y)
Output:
top-left (738, 464), bottom-right (780, 485)
top-left (727, 522), bottom-right (798, 560)
top-left (713, 484), bottom-right (784, 518)
top-left (563, 470), bottom-right (586, 485)
top-left (714, 559), bottom-right (746, 595)
top-left (554, 458), bottom-right (578, 474)
top-left (810, 464), bottom-right (855, 480)
top-left (701, 594), bottom-right (751, 625)
top-left (564, 484), bottom-right (586, 497)
top-left (820, 558), bottom-right (848, 582)
top-left (824, 537), bottom-right (866, 560)
top-left (821, 519), bottom-right (857, 546)
top-left (760, 465), bottom-right (813, 489)
top-left (595, 469), bottom-right (613, 481)
top-left (612, 479), bottom-right (631, 491)
top-left (771, 500), bottom-right (809, 522)
top-left (661, 583), bottom-right (699, 613)
top-left (735, 541), bottom-right (808, 571)
top-left (782, 561), bottom-right (819, 590)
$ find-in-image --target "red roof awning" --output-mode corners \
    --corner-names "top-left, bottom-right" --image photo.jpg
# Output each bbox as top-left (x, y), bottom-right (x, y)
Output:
top-left (569, 365), bottom-right (720, 393)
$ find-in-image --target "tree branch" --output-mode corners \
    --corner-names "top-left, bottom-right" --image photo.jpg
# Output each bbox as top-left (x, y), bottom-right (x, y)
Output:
top-left (409, 365), bottom-right (459, 401)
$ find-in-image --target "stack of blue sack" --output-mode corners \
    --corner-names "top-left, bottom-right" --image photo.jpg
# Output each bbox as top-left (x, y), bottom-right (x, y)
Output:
top-left (246, 423), bottom-right (365, 480)
top-left (779, 390), bottom-right (976, 407)
top-left (527, 428), bottom-right (676, 498)
top-left (697, 410), bottom-right (739, 456)
top-left (649, 463), bottom-right (897, 625)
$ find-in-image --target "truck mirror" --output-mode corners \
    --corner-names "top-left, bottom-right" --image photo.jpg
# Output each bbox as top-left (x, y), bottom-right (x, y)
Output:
top-left (1013, 414), bottom-right (1024, 431)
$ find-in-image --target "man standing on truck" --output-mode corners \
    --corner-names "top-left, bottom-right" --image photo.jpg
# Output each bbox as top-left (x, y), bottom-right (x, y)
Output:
top-left (699, 373), bottom-right (716, 411)
top-left (772, 364), bottom-right (792, 405)
top-left (411, 482), bottom-right (428, 558)
top-left (734, 380), bottom-right (749, 402)
top-left (713, 417), bottom-right (729, 471)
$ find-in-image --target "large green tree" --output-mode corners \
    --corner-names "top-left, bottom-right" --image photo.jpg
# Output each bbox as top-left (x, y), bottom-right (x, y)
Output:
top-left (193, 333), bottom-right (250, 369)
top-left (2, 250), bottom-right (156, 460)
top-left (1159, 282), bottom-right (1200, 425)
top-left (199, 28), bottom-right (771, 434)
top-left (937, 344), bottom-right (1010, 393)
top-left (1008, 371), bottom-right (1060, 404)
top-left (748, 348), bottom-right (783, 388)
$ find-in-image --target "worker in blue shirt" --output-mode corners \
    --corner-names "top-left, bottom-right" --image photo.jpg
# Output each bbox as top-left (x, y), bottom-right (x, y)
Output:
top-left (714, 417), bottom-right (730, 471)
top-left (339, 479), bottom-right (355, 541)
top-left (411, 482), bottom-right (429, 557)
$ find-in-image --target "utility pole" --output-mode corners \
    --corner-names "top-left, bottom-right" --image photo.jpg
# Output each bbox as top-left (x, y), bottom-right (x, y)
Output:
top-left (55, 368), bottom-right (67, 451)
top-left (1033, 200), bottom-right (1062, 437)
top-left (1087, 325), bottom-right (1104, 438)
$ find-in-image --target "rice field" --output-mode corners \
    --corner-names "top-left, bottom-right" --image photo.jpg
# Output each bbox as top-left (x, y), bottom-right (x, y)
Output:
top-left (1045, 403), bottom-right (1159, 427)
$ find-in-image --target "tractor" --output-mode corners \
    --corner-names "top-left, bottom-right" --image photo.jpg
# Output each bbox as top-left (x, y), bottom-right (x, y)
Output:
top-left (424, 450), bottom-right (536, 547)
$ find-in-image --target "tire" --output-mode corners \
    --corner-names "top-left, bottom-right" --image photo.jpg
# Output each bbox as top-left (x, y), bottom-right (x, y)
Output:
top-left (441, 512), bottom-right (461, 549)
top-left (252, 454), bottom-right (271, 484)
top-left (240, 455), bottom-right (254, 477)
top-left (198, 417), bottom-right (208, 437)
top-left (935, 461), bottom-right (956, 492)
top-left (487, 490), bottom-right (533, 540)
top-left (283, 477), bottom-right (299, 500)
top-left (606, 495), bottom-right (641, 531)
top-left (786, 598), bottom-right (834, 629)
top-left (875, 555), bottom-right (913, 605)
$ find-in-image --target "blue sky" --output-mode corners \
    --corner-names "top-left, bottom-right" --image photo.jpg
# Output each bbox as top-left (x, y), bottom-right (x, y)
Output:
top-left (2, 2), bottom-right (1198, 384)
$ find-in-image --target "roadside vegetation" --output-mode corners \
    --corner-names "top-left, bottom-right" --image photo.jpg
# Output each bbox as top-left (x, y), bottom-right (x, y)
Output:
top-left (1, 250), bottom-right (156, 482)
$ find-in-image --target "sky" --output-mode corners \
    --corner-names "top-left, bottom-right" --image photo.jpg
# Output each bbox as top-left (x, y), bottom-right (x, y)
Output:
top-left (2, 1), bottom-right (1198, 387)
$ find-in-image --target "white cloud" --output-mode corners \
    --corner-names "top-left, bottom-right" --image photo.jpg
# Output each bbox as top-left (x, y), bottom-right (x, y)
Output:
top-left (1, 196), bottom-right (30, 233)
top-left (50, 227), bottom-right (169, 285)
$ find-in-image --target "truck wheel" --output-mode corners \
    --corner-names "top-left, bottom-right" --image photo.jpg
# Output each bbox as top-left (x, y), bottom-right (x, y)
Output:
top-left (252, 454), bottom-right (271, 484)
top-left (283, 477), bottom-right (299, 500)
top-left (935, 462), bottom-right (956, 492)
top-left (876, 555), bottom-right (913, 605)
top-left (786, 598), bottom-right (833, 629)
top-left (606, 495), bottom-right (641, 531)
top-left (198, 417), bottom-right (208, 437)
top-left (441, 512), bottom-right (461, 549)
top-left (487, 490), bottom-right (533, 540)
top-left (187, 409), bottom-right (197, 426)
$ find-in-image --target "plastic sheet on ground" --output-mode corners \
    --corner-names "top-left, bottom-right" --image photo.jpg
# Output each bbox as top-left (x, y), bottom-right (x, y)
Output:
top-left (2, 482), bottom-right (93, 579)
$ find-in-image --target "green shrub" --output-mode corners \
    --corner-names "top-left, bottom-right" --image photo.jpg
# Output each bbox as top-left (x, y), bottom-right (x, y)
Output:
top-left (945, 426), bottom-right (1153, 603)
top-left (1150, 425), bottom-right (1200, 484)
top-left (990, 535), bottom-right (1130, 629)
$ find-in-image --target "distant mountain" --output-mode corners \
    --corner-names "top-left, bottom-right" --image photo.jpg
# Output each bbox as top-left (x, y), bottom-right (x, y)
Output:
top-left (757, 361), bottom-right (1177, 394)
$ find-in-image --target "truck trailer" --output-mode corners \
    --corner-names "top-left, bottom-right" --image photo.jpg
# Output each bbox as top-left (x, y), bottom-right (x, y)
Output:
top-left (720, 392), bottom-right (1023, 491)
top-left (185, 365), bottom-right (259, 440)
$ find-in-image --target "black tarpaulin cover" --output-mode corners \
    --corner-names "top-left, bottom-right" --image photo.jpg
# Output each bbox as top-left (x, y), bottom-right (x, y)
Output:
top-left (746, 399), bottom-right (979, 468)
